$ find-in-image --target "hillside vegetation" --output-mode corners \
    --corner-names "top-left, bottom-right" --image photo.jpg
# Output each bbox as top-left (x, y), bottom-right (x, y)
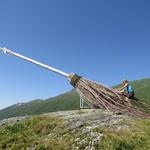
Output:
top-left (0, 78), bottom-right (150, 120)
top-left (0, 110), bottom-right (150, 150)
top-left (131, 78), bottom-right (150, 102)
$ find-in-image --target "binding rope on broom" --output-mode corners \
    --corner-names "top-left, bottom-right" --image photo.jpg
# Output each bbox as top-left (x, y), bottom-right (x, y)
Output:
top-left (0, 47), bottom-right (149, 117)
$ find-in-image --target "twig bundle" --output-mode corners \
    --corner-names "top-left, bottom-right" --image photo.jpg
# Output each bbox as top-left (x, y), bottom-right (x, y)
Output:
top-left (69, 74), bottom-right (150, 117)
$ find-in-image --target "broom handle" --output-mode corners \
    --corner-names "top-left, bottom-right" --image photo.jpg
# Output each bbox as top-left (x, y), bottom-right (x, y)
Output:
top-left (0, 47), bottom-right (69, 78)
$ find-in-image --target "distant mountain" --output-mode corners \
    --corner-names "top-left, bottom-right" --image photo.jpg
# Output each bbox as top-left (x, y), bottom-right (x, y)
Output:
top-left (0, 78), bottom-right (150, 120)
top-left (0, 90), bottom-right (80, 120)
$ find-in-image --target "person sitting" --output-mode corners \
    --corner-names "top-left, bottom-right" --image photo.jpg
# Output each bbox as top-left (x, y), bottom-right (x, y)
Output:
top-left (116, 80), bottom-right (135, 99)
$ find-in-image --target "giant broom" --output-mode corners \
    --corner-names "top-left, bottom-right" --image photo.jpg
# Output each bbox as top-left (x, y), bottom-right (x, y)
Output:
top-left (0, 47), bottom-right (149, 117)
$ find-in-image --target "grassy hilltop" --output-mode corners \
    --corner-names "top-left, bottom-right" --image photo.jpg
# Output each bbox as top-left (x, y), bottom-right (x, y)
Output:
top-left (0, 110), bottom-right (150, 150)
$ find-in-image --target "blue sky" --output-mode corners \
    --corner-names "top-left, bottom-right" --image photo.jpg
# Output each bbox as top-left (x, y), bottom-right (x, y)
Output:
top-left (0, 0), bottom-right (150, 109)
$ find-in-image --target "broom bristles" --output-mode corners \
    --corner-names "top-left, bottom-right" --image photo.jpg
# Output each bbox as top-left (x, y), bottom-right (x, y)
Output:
top-left (69, 74), bottom-right (150, 117)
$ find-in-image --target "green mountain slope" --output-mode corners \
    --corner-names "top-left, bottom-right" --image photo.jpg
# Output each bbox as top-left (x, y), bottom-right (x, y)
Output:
top-left (0, 78), bottom-right (150, 120)
top-left (131, 78), bottom-right (150, 101)
top-left (0, 90), bottom-right (80, 120)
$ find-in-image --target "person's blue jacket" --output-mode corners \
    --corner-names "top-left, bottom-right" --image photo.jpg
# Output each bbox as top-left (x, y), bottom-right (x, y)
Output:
top-left (125, 85), bottom-right (134, 94)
